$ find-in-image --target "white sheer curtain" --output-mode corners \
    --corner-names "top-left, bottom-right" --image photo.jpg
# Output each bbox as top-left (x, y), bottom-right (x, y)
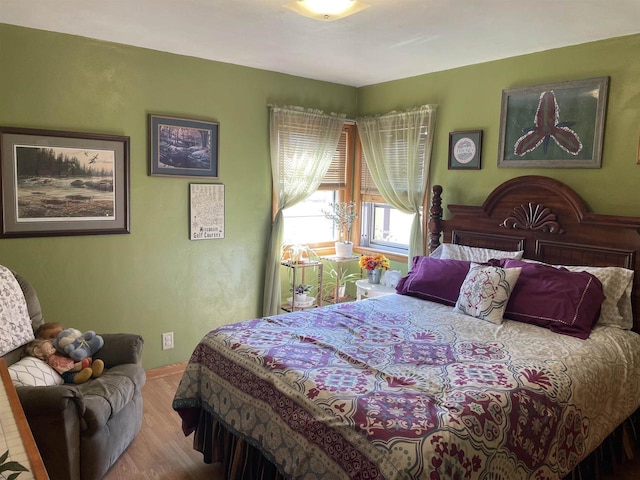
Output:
top-left (263, 106), bottom-right (345, 316)
top-left (356, 105), bottom-right (437, 265)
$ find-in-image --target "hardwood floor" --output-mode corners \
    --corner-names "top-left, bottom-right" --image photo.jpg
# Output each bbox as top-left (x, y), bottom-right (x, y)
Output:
top-left (103, 363), bottom-right (640, 480)
top-left (103, 363), bottom-right (223, 480)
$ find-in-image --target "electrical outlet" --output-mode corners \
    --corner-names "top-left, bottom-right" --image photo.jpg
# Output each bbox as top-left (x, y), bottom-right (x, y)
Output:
top-left (162, 332), bottom-right (174, 350)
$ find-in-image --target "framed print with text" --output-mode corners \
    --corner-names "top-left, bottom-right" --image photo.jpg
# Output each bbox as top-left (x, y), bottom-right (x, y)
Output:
top-left (190, 183), bottom-right (225, 240)
top-left (448, 130), bottom-right (483, 170)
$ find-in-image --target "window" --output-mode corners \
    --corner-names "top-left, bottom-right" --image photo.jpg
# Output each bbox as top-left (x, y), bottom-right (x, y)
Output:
top-left (356, 121), bottom-right (431, 255)
top-left (282, 190), bottom-right (336, 244)
top-left (282, 124), bottom-right (355, 247)
top-left (360, 202), bottom-right (413, 253)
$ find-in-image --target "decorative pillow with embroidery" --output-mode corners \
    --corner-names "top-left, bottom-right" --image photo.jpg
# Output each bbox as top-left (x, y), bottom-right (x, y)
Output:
top-left (0, 265), bottom-right (34, 356)
top-left (438, 243), bottom-right (524, 263)
top-left (455, 263), bottom-right (521, 324)
top-left (8, 356), bottom-right (63, 387)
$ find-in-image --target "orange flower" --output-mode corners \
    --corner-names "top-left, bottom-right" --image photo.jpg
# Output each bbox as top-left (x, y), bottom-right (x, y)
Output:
top-left (358, 253), bottom-right (390, 271)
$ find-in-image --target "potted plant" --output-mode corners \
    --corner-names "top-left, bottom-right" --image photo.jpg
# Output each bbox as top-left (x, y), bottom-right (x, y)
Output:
top-left (324, 266), bottom-right (360, 302)
top-left (290, 283), bottom-right (313, 303)
top-left (323, 201), bottom-right (358, 258)
top-left (359, 253), bottom-right (390, 284)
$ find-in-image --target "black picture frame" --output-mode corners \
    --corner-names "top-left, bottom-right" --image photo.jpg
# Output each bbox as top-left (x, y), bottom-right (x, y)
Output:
top-left (149, 114), bottom-right (219, 177)
top-left (497, 77), bottom-right (609, 168)
top-left (448, 130), bottom-right (483, 170)
top-left (0, 126), bottom-right (130, 238)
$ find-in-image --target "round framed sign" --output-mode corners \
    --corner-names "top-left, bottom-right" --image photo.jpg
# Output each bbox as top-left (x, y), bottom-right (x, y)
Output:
top-left (448, 130), bottom-right (483, 170)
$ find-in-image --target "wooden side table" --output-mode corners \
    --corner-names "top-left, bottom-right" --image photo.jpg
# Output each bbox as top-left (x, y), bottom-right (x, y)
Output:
top-left (355, 279), bottom-right (395, 300)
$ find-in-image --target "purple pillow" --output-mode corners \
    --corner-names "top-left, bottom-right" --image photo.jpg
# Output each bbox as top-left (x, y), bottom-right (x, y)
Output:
top-left (500, 259), bottom-right (605, 339)
top-left (396, 257), bottom-right (471, 306)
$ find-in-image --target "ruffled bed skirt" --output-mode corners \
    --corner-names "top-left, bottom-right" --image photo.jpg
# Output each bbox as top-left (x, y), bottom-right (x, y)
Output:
top-left (188, 407), bottom-right (640, 480)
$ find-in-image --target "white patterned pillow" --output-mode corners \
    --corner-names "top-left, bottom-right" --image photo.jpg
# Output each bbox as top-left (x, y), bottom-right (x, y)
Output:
top-left (563, 266), bottom-right (634, 329)
top-left (456, 263), bottom-right (521, 324)
top-left (0, 265), bottom-right (34, 356)
top-left (8, 357), bottom-right (63, 387)
top-left (438, 243), bottom-right (524, 262)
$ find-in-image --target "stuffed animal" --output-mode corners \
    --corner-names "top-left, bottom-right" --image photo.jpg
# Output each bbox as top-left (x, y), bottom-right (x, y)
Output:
top-left (54, 328), bottom-right (104, 362)
top-left (53, 328), bottom-right (82, 354)
top-left (25, 338), bottom-right (104, 384)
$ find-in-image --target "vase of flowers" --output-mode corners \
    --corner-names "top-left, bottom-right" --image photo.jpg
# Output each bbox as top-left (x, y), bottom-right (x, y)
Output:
top-left (323, 201), bottom-right (357, 258)
top-left (359, 253), bottom-right (390, 284)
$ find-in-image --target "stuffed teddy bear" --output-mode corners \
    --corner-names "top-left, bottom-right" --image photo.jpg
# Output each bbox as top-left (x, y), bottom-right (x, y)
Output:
top-left (53, 327), bottom-right (82, 353)
top-left (54, 328), bottom-right (104, 362)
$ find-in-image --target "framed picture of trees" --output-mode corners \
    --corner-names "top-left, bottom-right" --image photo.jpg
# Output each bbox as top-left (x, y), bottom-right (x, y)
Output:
top-left (0, 127), bottom-right (130, 237)
top-left (148, 114), bottom-right (219, 177)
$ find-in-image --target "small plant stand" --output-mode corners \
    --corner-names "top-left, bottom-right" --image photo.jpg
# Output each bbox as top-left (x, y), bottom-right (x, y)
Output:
top-left (320, 255), bottom-right (360, 304)
top-left (280, 260), bottom-right (323, 312)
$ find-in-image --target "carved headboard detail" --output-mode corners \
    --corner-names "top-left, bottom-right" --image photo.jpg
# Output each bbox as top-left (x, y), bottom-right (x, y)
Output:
top-left (500, 203), bottom-right (564, 234)
top-left (428, 175), bottom-right (640, 331)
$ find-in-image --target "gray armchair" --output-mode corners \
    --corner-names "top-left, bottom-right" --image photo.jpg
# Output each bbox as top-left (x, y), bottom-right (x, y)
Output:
top-left (2, 272), bottom-right (145, 480)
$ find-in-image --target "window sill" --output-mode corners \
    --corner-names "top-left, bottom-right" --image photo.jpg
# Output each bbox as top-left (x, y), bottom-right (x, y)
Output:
top-left (310, 246), bottom-right (408, 264)
top-left (353, 247), bottom-right (407, 264)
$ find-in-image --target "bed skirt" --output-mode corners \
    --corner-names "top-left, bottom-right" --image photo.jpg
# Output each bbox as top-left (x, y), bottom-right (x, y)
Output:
top-left (185, 407), bottom-right (640, 480)
top-left (191, 408), bottom-right (286, 480)
top-left (564, 408), bottom-right (639, 480)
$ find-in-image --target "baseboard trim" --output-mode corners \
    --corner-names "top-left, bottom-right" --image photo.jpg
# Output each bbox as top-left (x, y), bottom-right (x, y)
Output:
top-left (145, 362), bottom-right (187, 380)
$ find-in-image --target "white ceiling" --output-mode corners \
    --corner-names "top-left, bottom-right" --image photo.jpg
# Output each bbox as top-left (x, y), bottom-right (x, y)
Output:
top-left (2, 0), bottom-right (640, 87)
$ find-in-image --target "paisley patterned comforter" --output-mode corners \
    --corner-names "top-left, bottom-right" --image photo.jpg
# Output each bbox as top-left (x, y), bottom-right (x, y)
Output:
top-left (173, 294), bottom-right (640, 480)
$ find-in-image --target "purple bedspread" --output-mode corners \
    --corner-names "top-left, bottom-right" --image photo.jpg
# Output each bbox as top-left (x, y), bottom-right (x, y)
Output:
top-left (173, 294), bottom-right (640, 480)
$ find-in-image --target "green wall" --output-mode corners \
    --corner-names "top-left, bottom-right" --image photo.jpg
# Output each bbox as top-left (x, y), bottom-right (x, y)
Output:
top-left (358, 34), bottom-right (640, 217)
top-left (2, 24), bottom-right (640, 370)
top-left (0, 24), bottom-right (357, 369)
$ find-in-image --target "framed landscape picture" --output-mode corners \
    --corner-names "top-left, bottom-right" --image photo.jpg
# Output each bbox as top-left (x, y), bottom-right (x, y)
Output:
top-left (448, 130), bottom-right (482, 169)
top-left (149, 114), bottom-right (219, 177)
top-left (0, 127), bottom-right (130, 238)
top-left (498, 77), bottom-right (609, 168)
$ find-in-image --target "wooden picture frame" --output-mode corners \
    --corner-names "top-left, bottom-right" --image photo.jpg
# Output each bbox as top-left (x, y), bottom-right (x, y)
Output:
top-left (448, 130), bottom-right (483, 170)
top-left (637, 125), bottom-right (640, 165)
top-left (149, 114), bottom-right (219, 177)
top-left (498, 77), bottom-right (609, 168)
top-left (0, 126), bottom-right (130, 238)
top-left (189, 183), bottom-right (225, 240)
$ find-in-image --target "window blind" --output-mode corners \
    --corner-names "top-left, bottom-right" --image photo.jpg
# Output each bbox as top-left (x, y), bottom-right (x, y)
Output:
top-left (319, 127), bottom-right (348, 190)
top-left (360, 127), bottom-right (428, 200)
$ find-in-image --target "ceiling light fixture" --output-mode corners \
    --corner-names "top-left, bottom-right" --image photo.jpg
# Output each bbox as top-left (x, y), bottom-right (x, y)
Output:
top-left (284, 0), bottom-right (370, 21)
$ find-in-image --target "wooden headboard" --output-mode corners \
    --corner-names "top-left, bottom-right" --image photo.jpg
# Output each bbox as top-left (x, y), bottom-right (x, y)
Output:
top-left (428, 176), bottom-right (640, 332)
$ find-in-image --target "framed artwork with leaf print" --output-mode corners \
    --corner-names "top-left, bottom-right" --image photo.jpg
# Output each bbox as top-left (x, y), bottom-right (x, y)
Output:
top-left (498, 77), bottom-right (609, 168)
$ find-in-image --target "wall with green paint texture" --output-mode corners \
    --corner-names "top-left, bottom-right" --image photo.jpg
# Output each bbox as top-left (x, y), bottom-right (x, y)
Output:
top-left (3, 23), bottom-right (640, 370)
top-left (0, 24), bottom-right (357, 369)
top-left (358, 34), bottom-right (640, 217)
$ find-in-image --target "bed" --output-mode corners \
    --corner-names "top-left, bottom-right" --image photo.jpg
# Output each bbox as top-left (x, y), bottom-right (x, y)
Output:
top-left (173, 175), bottom-right (640, 480)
